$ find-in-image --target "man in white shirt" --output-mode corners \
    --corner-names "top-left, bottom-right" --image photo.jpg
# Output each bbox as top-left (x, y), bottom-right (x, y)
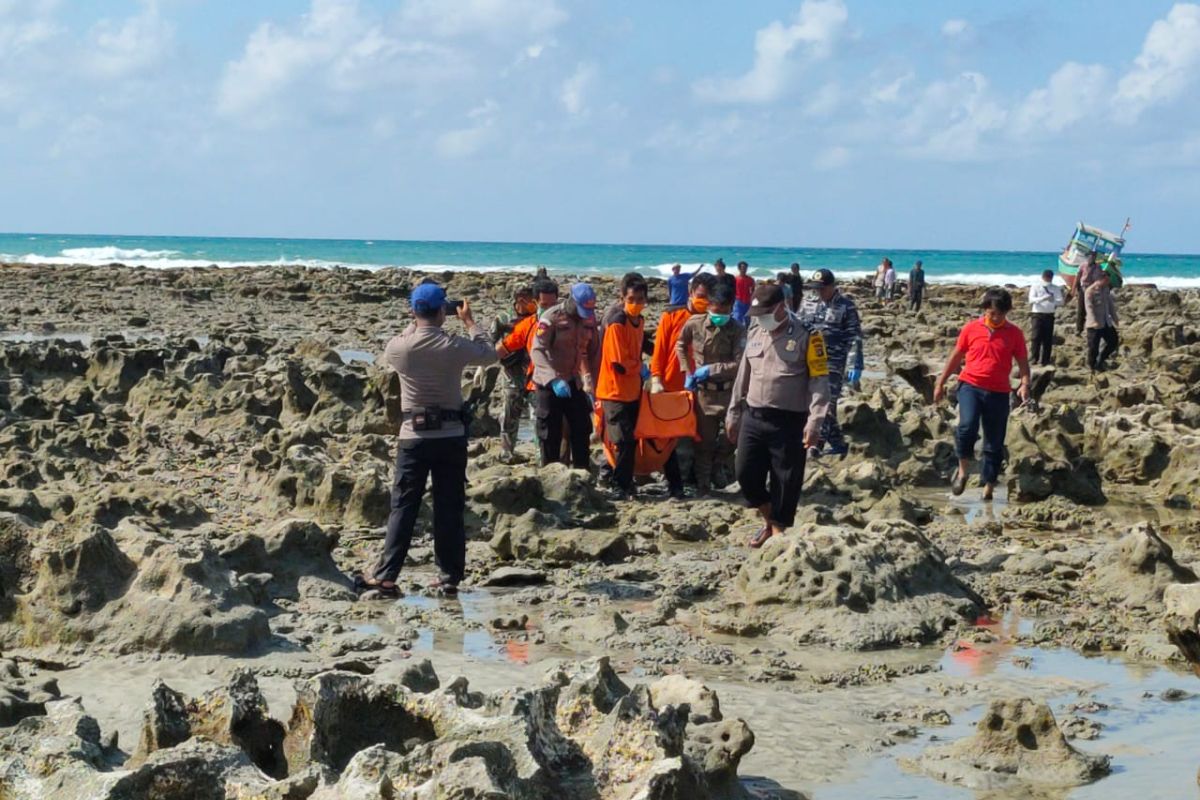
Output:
top-left (1028, 269), bottom-right (1065, 366)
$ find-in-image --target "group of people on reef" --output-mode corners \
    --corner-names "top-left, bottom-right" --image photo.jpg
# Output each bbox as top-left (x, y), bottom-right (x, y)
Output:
top-left (354, 254), bottom-right (1118, 598)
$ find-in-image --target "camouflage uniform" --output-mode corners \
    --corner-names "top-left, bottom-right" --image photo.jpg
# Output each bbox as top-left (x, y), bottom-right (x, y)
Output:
top-left (798, 290), bottom-right (864, 451)
top-left (491, 313), bottom-right (537, 456)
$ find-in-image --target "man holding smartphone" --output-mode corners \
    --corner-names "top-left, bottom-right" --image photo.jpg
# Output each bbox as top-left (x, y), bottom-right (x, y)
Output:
top-left (362, 282), bottom-right (496, 597)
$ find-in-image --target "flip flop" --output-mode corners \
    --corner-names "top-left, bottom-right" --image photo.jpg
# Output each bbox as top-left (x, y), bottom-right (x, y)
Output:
top-left (355, 575), bottom-right (399, 598)
top-left (749, 525), bottom-right (773, 549)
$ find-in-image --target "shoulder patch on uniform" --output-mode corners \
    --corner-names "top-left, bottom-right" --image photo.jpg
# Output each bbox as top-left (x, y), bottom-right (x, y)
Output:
top-left (536, 320), bottom-right (551, 336)
top-left (807, 330), bottom-right (829, 377)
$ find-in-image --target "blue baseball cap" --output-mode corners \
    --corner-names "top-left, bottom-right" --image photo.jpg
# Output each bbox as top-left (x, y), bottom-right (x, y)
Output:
top-left (571, 283), bottom-right (596, 318)
top-left (411, 283), bottom-right (448, 314)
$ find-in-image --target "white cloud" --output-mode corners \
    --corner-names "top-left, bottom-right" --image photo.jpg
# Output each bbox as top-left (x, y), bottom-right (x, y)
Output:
top-left (693, 0), bottom-right (848, 104)
top-left (941, 19), bottom-right (971, 38)
top-left (803, 82), bottom-right (841, 117)
top-left (436, 99), bottom-right (498, 158)
top-left (561, 63), bottom-right (595, 115)
top-left (1115, 2), bottom-right (1200, 119)
top-left (85, 0), bottom-right (174, 79)
top-left (0, 0), bottom-right (60, 52)
top-left (813, 145), bottom-right (851, 170)
top-left (400, 0), bottom-right (566, 39)
top-left (866, 71), bottom-right (913, 106)
top-left (1011, 62), bottom-right (1110, 137)
top-left (216, 0), bottom-right (455, 121)
top-left (898, 72), bottom-right (1007, 161)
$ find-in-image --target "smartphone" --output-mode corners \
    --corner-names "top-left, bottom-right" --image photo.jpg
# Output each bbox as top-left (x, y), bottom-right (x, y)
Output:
top-left (446, 300), bottom-right (464, 312)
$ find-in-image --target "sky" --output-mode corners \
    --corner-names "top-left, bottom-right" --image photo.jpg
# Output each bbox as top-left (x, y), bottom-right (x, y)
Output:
top-left (0, 0), bottom-right (1198, 252)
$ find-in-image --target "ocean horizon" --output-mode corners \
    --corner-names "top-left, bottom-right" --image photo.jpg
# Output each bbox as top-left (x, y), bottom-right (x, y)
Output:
top-left (4, 231), bottom-right (1200, 289)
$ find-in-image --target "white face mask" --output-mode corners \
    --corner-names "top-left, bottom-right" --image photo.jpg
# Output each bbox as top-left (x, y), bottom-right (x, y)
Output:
top-left (756, 311), bottom-right (786, 333)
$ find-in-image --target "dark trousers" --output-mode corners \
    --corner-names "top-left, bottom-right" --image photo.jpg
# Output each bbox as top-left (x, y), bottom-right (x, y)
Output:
top-left (909, 290), bottom-right (923, 312)
top-left (1074, 289), bottom-right (1086, 334)
top-left (955, 383), bottom-right (1009, 486)
top-left (535, 385), bottom-right (592, 469)
top-left (663, 449), bottom-right (683, 493)
top-left (735, 407), bottom-right (808, 529)
top-left (374, 436), bottom-right (468, 584)
top-left (602, 399), bottom-right (639, 491)
top-left (818, 364), bottom-right (846, 450)
top-left (1087, 326), bottom-right (1118, 371)
top-left (1030, 313), bottom-right (1056, 366)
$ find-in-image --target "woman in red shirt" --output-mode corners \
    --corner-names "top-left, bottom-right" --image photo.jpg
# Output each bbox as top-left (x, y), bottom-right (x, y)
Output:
top-left (933, 288), bottom-right (1031, 500)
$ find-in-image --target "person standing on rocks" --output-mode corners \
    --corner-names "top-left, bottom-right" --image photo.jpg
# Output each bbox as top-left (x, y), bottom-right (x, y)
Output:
top-left (798, 268), bottom-right (864, 459)
top-left (933, 288), bottom-right (1031, 501)
top-left (1084, 272), bottom-right (1119, 373)
top-left (883, 261), bottom-right (898, 300)
top-left (677, 280), bottom-right (744, 495)
top-left (1027, 270), bottom-right (1064, 367)
top-left (531, 282), bottom-right (600, 469)
top-left (1066, 252), bottom-right (1103, 335)
top-left (713, 258), bottom-right (734, 293)
top-left (733, 261), bottom-right (755, 326)
top-left (908, 260), bottom-right (927, 312)
top-left (597, 275), bottom-right (650, 500)
top-left (648, 272), bottom-right (707, 497)
top-left (873, 259), bottom-right (888, 300)
top-left (667, 262), bottom-right (706, 308)
top-left (727, 284), bottom-right (830, 548)
top-left (494, 280), bottom-right (558, 461)
top-left (785, 263), bottom-right (805, 312)
top-left (364, 283), bottom-right (496, 597)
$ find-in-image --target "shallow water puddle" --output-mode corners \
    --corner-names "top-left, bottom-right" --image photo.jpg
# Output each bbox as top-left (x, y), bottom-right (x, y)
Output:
top-left (807, 643), bottom-right (1198, 798)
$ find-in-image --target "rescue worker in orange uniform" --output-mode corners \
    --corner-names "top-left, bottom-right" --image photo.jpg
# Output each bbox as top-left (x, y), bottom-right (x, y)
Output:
top-left (596, 275), bottom-right (650, 500)
top-left (649, 272), bottom-right (713, 498)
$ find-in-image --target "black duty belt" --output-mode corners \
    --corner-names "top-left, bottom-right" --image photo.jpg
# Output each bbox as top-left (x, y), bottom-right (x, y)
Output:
top-left (403, 408), bottom-right (466, 420)
top-left (748, 406), bottom-right (808, 422)
top-left (699, 380), bottom-right (731, 392)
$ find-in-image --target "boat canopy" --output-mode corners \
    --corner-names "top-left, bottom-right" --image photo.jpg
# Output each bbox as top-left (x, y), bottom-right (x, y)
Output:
top-left (1070, 222), bottom-right (1125, 255)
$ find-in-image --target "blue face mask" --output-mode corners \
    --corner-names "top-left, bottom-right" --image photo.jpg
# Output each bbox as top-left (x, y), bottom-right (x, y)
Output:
top-left (708, 312), bottom-right (731, 327)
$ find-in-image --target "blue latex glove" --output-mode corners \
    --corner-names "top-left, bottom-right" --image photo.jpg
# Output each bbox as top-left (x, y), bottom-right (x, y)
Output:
top-left (640, 363), bottom-right (650, 381)
top-left (550, 379), bottom-right (571, 398)
top-left (684, 373), bottom-right (698, 392)
top-left (846, 368), bottom-right (862, 385)
top-left (693, 365), bottom-right (711, 384)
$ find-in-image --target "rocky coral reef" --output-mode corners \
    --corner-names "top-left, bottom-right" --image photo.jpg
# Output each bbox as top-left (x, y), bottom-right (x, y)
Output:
top-left (0, 658), bottom-right (766, 800)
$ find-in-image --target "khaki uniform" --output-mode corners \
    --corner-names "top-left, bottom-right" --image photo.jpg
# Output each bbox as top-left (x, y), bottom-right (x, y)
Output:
top-left (727, 314), bottom-right (830, 529)
top-left (528, 300), bottom-right (600, 468)
top-left (675, 314), bottom-right (745, 490)
top-left (384, 323), bottom-right (496, 440)
top-left (529, 300), bottom-right (599, 392)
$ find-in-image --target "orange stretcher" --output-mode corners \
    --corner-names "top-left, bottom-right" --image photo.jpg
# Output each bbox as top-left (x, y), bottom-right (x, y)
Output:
top-left (595, 390), bottom-right (700, 475)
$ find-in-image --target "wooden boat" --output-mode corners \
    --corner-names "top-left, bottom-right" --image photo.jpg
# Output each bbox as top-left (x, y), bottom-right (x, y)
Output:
top-left (1058, 220), bottom-right (1128, 289)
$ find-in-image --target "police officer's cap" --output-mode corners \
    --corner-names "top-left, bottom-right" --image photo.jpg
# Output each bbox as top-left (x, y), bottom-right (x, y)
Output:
top-left (748, 284), bottom-right (786, 315)
top-left (411, 283), bottom-right (449, 313)
top-left (803, 268), bottom-right (836, 289)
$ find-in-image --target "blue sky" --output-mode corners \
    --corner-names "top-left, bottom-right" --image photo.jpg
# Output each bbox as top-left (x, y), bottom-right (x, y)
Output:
top-left (1, 0), bottom-right (1197, 252)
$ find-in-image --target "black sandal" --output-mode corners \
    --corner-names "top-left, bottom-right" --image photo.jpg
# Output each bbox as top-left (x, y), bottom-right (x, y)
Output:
top-left (951, 469), bottom-right (967, 496)
top-left (355, 575), bottom-right (399, 598)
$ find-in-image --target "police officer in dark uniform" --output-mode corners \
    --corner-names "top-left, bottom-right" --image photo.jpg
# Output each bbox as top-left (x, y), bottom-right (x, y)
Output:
top-left (363, 283), bottom-right (496, 597)
top-left (798, 268), bottom-right (863, 458)
top-left (727, 284), bottom-right (830, 549)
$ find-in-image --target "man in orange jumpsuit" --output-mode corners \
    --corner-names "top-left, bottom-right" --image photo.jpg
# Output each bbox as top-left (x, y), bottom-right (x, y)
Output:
top-left (596, 275), bottom-right (649, 500)
top-left (649, 272), bottom-right (713, 498)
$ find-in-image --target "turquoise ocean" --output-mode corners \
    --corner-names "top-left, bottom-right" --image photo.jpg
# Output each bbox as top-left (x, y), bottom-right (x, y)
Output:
top-left (3, 232), bottom-right (1199, 288)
